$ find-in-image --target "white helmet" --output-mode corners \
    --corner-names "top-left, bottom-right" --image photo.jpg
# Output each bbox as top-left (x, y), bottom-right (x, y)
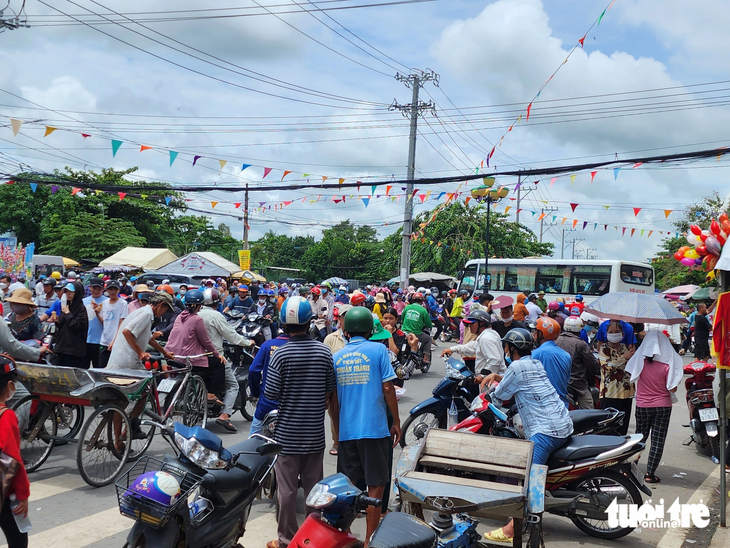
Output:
top-left (580, 311), bottom-right (599, 326)
top-left (202, 288), bottom-right (220, 306)
top-left (564, 317), bottom-right (584, 333)
top-left (417, 286), bottom-right (427, 294)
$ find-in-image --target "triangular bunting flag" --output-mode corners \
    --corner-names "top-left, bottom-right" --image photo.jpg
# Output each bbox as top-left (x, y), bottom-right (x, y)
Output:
top-left (597, 8), bottom-right (607, 26)
top-left (140, 195), bottom-right (148, 200)
top-left (281, 170), bottom-right (292, 181)
top-left (631, 228), bottom-right (636, 237)
top-left (622, 227), bottom-right (627, 236)
top-left (372, 185), bottom-right (377, 195)
top-left (111, 140), bottom-right (123, 157)
top-left (578, 34), bottom-right (586, 48)
top-left (362, 197), bottom-right (370, 208)
top-left (118, 192), bottom-right (126, 201)
top-left (386, 185), bottom-right (392, 196)
top-left (570, 174), bottom-right (576, 185)
top-left (283, 201), bottom-right (292, 206)
top-left (302, 173), bottom-right (310, 178)
top-left (504, 206), bottom-right (512, 214)
top-left (140, 145), bottom-right (153, 152)
top-left (633, 162), bottom-right (643, 168)
top-left (640, 229), bottom-right (645, 237)
top-left (648, 230), bottom-right (653, 238)
top-left (424, 190), bottom-right (432, 201)
top-left (263, 167), bottom-right (273, 179)
top-left (10, 119), bottom-right (22, 136)
top-left (572, 219), bottom-right (579, 228)
top-left (218, 160), bottom-right (227, 171)
top-left (259, 202), bottom-right (267, 207)
top-left (526, 102), bottom-right (532, 121)
top-left (465, 197), bottom-right (471, 206)
top-left (44, 126), bottom-right (57, 137)
top-left (570, 203), bottom-right (579, 212)
top-left (339, 178), bottom-right (345, 185)
top-left (71, 188), bottom-right (81, 196)
top-left (322, 176), bottom-right (328, 183)
top-left (550, 177), bottom-right (557, 187)
top-left (582, 221), bottom-right (588, 230)
top-left (664, 210), bottom-right (672, 218)
top-left (29, 183), bottom-right (37, 193)
top-left (241, 164), bottom-right (251, 172)
top-left (590, 171), bottom-right (597, 183)
top-left (81, 133), bottom-right (91, 139)
top-left (613, 167), bottom-right (620, 180)
top-left (561, 218), bottom-right (567, 225)
top-left (193, 155), bottom-right (202, 167)
top-left (538, 213), bottom-right (547, 221)
top-left (169, 151), bottom-right (178, 166)
top-left (633, 208), bottom-right (641, 217)
top-left (211, 202), bottom-right (218, 209)
top-left (165, 197), bottom-right (172, 205)
top-left (234, 203), bottom-right (241, 208)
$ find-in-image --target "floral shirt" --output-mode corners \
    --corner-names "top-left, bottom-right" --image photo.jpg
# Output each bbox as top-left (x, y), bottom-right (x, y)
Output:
top-left (599, 343), bottom-right (635, 399)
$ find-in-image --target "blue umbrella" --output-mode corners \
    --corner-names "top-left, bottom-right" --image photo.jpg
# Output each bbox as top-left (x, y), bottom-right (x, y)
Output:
top-left (584, 292), bottom-right (688, 325)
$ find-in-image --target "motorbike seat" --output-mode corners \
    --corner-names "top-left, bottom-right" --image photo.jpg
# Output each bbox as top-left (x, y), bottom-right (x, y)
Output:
top-left (203, 438), bottom-right (273, 491)
top-left (369, 511), bottom-right (437, 548)
top-left (548, 434), bottom-right (627, 467)
top-left (569, 409), bottom-right (617, 433)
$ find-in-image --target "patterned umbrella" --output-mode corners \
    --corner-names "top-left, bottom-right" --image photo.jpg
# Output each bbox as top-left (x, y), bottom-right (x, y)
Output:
top-left (584, 292), bottom-right (688, 325)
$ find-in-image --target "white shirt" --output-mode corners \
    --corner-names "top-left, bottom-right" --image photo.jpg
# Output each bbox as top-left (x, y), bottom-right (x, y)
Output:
top-left (450, 327), bottom-right (506, 375)
top-left (198, 306), bottom-right (252, 354)
top-left (107, 306), bottom-right (154, 369)
top-left (100, 298), bottom-right (129, 347)
top-left (526, 302), bottom-right (542, 324)
top-left (311, 298), bottom-right (329, 329)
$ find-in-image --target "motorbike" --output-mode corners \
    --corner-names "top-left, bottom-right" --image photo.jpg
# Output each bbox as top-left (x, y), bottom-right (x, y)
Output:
top-left (427, 390), bottom-right (650, 539)
top-left (399, 358), bottom-right (478, 448)
top-left (450, 391), bottom-right (625, 438)
top-left (290, 473), bottom-right (479, 548)
top-left (438, 308), bottom-right (459, 342)
top-left (224, 310), bottom-right (269, 347)
top-left (118, 420), bottom-right (281, 548)
top-left (683, 359), bottom-right (720, 462)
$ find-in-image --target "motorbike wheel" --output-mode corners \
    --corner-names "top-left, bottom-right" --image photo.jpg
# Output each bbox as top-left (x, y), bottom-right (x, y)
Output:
top-left (568, 469), bottom-right (642, 539)
top-left (240, 378), bottom-right (256, 422)
top-left (419, 360), bottom-right (431, 374)
top-left (400, 411), bottom-right (446, 448)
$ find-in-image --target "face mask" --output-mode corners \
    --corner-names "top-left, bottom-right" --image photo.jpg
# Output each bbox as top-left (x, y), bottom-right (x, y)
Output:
top-left (9, 303), bottom-right (28, 315)
top-left (259, 298), bottom-right (266, 304)
top-left (180, 290), bottom-right (187, 296)
top-left (321, 288), bottom-right (327, 294)
top-left (339, 290), bottom-right (345, 295)
top-left (502, 315), bottom-right (513, 323)
top-left (607, 332), bottom-right (623, 343)
top-left (7, 382), bottom-right (15, 401)
top-left (269, 297), bottom-right (277, 303)
top-left (583, 325), bottom-right (595, 334)
top-left (504, 353), bottom-right (512, 365)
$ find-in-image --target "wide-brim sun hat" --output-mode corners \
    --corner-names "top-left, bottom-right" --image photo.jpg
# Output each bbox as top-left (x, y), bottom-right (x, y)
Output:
top-left (6, 288), bottom-right (37, 307)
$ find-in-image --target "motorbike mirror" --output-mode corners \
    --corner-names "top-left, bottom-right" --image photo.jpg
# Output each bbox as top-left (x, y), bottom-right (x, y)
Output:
top-left (256, 443), bottom-right (283, 457)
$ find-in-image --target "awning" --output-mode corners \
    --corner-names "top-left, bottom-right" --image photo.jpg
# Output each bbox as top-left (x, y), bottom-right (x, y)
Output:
top-left (63, 257), bottom-right (81, 268)
top-left (232, 270), bottom-right (266, 282)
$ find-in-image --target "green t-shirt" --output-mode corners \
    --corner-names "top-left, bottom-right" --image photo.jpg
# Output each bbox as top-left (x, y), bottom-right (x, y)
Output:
top-left (401, 303), bottom-right (433, 334)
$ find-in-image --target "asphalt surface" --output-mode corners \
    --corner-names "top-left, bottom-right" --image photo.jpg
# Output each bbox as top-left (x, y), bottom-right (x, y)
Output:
top-left (0, 344), bottom-right (721, 548)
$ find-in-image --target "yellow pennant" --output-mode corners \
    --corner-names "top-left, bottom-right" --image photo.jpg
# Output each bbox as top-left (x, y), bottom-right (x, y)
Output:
top-left (44, 126), bottom-right (57, 137)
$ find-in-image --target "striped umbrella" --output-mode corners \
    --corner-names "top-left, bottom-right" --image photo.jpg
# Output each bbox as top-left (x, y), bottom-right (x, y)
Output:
top-left (584, 292), bottom-right (688, 325)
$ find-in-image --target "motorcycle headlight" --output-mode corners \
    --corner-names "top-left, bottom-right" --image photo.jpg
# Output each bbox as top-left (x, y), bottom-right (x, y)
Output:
top-left (174, 433), bottom-right (228, 470)
top-left (306, 483), bottom-right (337, 509)
top-left (469, 395), bottom-right (484, 412)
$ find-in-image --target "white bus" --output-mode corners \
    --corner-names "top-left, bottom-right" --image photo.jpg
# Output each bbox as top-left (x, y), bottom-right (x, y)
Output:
top-left (457, 258), bottom-right (655, 304)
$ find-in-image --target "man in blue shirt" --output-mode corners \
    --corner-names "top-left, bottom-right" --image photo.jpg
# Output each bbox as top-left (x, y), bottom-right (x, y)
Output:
top-left (249, 331), bottom-right (290, 435)
top-left (332, 307), bottom-right (400, 544)
top-left (531, 316), bottom-right (572, 408)
top-left (83, 278), bottom-right (108, 368)
top-left (222, 285), bottom-right (254, 314)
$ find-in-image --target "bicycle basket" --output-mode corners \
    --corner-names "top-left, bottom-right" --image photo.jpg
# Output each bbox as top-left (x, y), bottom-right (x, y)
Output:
top-left (116, 456), bottom-right (203, 529)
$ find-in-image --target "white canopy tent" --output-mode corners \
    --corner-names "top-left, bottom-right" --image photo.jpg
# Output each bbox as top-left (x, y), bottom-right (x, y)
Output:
top-left (154, 252), bottom-right (241, 278)
top-left (98, 247), bottom-right (177, 270)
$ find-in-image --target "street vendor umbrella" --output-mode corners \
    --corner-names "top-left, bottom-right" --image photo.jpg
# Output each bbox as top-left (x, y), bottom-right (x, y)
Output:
top-left (321, 277), bottom-right (347, 287)
top-left (584, 292), bottom-right (688, 325)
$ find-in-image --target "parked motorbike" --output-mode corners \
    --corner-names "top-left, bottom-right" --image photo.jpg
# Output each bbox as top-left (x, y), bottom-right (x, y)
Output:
top-left (399, 358), bottom-right (478, 447)
top-left (289, 473), bottom-right (479, 548)
top-left (427, 390), bottom-right (649, 539)
top-left (118, 421), bottom-right (281, 548)
top-left (450, 391), bottom-right (625, 438)
top-left (683, 360), bottom-right (720, 462)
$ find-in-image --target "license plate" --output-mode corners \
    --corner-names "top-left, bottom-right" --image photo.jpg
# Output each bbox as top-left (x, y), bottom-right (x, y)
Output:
top-left (157, 378), bottom-right (177, 394)
top-left (699, 407), bottom-right (719, 422)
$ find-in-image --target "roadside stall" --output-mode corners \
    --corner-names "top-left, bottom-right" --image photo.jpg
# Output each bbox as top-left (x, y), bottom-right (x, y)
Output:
top-left (98, 247), bottom-right (178, 271)
top-left (232, 269), bottom-right (267, 283)
top-left (154, 251), bottom-right (241, 282)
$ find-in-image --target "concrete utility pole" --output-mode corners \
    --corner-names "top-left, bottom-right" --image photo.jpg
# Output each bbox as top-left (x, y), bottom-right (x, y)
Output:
top-left (539, 207), bottom-right (558, 244)
top-left (515, 177), bottom-right (536, 225)
top-left (391, 69), bottom-right (438, 288)
top-left (569, 237), bottom-right (585, 260)
top-left (560, 229), bottom-right (577, 260)
top-left (243, 183), bottom-right (249, 250)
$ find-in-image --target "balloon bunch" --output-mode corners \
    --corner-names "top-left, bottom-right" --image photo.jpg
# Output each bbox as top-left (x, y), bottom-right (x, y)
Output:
top-left (673, 213), bottom-right (730, 271)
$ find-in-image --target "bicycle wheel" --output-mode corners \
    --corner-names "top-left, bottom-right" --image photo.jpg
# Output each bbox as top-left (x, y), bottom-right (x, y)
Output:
top-left (183, 375), bottom-right (208, 428)
top-left (76, 404), bottom-right (131, 487)
top-left (53, 404), bottom-right (85, 446)
top-left (240, 378), bottom-right (255, 422)
top-left (12, 395), bottom-right (56, 473)
top-left (126, 395), bottom-right (156, 462)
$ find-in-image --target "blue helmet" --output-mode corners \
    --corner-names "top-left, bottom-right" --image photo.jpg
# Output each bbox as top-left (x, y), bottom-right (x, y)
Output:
top-left (575, 294), bottom-right (583, 302)
top-left (184, 289), bottom-right (205, 305)
top-left (280, 296), bottom-right (313, 325)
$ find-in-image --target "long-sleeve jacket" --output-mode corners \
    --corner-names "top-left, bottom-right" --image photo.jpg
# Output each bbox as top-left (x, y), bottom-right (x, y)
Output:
top-left (198, 306), bottom-right (252, 354)
top-left (0, 408), bottom-right (30, 501)
top-left (556, 331), bottom-right (601, 391)
top-left (0, 320), bottom-right (41, 362)
top-left (449, 328), bottom-right (506, 375)
top-left (166, 311), bottom-right (218, 367)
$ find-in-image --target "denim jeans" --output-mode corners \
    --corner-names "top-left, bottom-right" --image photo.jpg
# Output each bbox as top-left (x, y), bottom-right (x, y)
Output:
top-left (249, 415), bottom-right (264, 435)
top-left (531, 433), bottom-right (569, 465)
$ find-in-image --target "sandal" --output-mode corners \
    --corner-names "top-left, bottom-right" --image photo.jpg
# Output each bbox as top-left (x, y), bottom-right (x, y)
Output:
top-left (329, 447), bottom-right (338, 456)
top-left (645, 474), bottom-right (660, 484)
top-left (207, 393), bottom-right (224, 406)
top-left (483, 527), bottom-right (512, 543)
top-left (215, 418), bottom-right (237, 432)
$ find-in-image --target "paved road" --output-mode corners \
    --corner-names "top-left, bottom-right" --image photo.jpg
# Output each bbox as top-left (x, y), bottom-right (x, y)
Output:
top-left (1, 346), bottom-right (719, 548)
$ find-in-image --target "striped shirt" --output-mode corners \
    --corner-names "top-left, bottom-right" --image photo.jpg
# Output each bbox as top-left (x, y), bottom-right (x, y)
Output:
top-left (264, 334), bottom-right (337, 455)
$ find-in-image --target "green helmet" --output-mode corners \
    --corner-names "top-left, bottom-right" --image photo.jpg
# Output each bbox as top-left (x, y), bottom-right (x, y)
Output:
top-left (344, 306), bottom-right (374, 334)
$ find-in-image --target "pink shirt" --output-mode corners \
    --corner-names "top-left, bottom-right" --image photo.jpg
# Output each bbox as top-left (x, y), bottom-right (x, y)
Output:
top-left (165, 311), bottom-right (218, 367)
top-left (394, 301), bottom-right (406, 315)
top-left (635, 359), bottom-right (672, 408)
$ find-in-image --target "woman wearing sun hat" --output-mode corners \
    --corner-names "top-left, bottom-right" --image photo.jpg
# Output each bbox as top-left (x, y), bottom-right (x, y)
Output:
top-left (5, 288), bottom-right (42, 342)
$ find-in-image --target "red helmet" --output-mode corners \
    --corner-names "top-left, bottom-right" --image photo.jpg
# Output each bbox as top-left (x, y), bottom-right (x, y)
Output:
top-left (157, 284), bottom-right (174, 296)
top-left (350, 292), bottom-right (366, 305)
top-left (412, 292), bottom-right (424, 301)
top-left (311, 287), bottom-right (321, 295)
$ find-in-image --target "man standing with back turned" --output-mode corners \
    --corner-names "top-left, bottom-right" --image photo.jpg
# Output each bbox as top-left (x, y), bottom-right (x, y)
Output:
top-left (265, 296), bottom-right (339, 548)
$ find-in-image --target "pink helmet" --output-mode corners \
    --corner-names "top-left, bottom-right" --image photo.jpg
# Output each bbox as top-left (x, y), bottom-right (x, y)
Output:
top-left (548, 301), bottom-right (560, 311)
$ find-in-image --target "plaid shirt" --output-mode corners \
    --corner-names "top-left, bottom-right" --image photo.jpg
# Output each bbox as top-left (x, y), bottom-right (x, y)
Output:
top-left (494, 356), bottom-right (573, 440)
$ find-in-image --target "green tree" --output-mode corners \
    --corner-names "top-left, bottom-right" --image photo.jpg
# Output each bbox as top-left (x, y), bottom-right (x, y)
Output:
top-left (249, 230), bottom-right (315, 276)
top-left (377, 201), bottom-right (554, 279)
top-left (41, 213), bottom-right (145, 263)
top-left (651, 192), bottom-right (727, 290)
top-left (301, 221), bottom-right (383, 280)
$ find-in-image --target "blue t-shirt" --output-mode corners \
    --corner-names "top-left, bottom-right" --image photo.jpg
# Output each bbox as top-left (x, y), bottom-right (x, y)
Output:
top-left (333, 337), bottom-right (397, 442)
top-left (249, 335), bottom-right (289, 420)
top-left (230, 296), bottom-right (254, 313)
top-left (579, 328), bottom-right (590, 344)
top-left (532, 341), bottom-right (572, 408)
top-left (83, 295), bottom-right (108, 344)
top-left (47, 299), bottom-right (63, 317)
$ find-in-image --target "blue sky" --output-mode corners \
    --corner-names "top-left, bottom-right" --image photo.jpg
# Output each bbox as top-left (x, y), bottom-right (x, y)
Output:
top-left (1, 0), bottom-right (729, 264)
